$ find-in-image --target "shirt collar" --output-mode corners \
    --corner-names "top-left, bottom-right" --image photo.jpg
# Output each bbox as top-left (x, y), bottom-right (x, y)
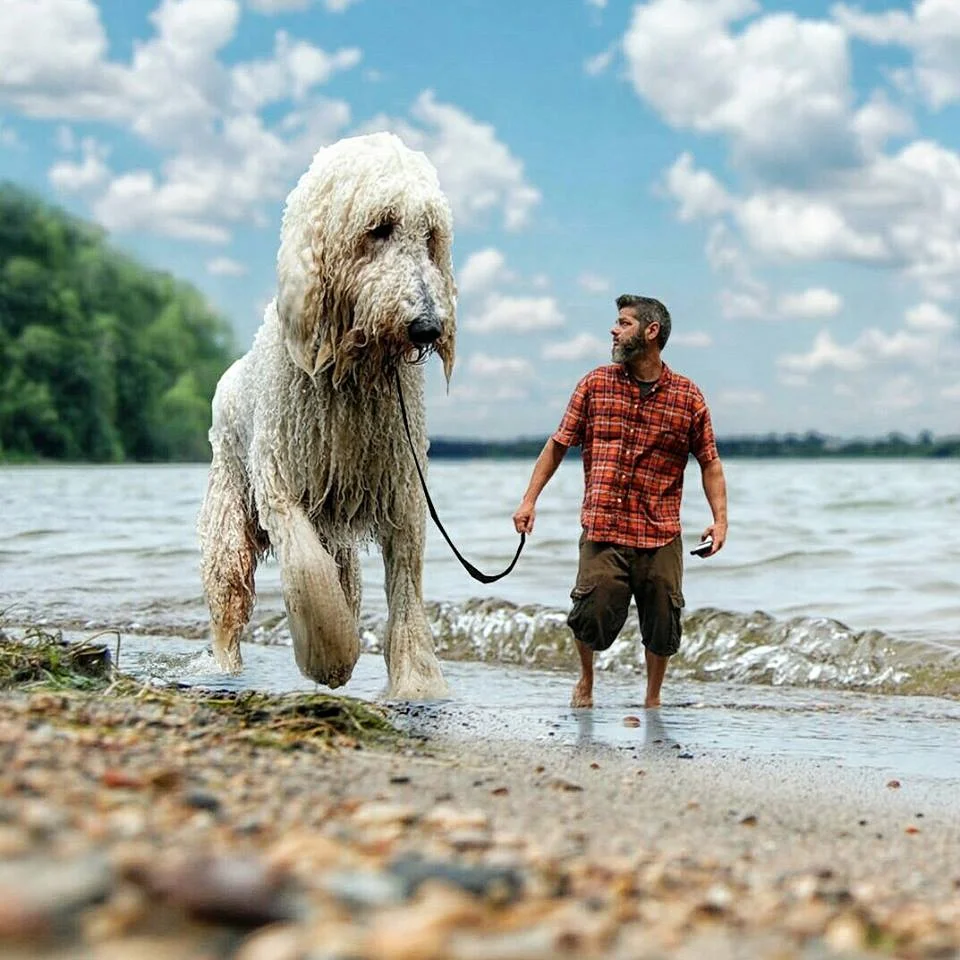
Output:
top-left (616, 361), bottom-right (672, 390)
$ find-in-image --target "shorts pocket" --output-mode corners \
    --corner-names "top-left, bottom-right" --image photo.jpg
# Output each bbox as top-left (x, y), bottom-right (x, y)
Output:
top-left (567, 582), bottom-right (595, 639)
top-left (666, 591), bottom-right (684, 656)
top-left (570, 582), bottom-right (596, 602)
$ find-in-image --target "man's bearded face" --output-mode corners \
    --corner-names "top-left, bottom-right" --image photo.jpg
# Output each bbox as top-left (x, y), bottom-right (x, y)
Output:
top-left (612, 326), bottom-right (648, 364)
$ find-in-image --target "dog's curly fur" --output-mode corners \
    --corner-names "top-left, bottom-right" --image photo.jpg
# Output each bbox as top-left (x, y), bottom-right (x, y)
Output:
top-left (198, 132), bottom-right (456, 699)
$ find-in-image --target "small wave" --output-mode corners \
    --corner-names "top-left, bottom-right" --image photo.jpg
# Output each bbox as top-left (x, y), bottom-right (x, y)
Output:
top-left (914, 581), bottom-right (960, 595)
top-left (243, 599), bottom-right (960, 699)
top-left (8, 596), bottom-right (960, 701)
top-left (40, 545), bottom-right (198, 561)
top-left (131, 648), bottom-right (223, 685)
top-left (823, 499), bottom-right (900, 511)
top-left (715, 548), bottom-right (852, 572)
top-left (665, 608), bottom-right (960, 697)
top-left (357, 600), bottom-right (960, 700)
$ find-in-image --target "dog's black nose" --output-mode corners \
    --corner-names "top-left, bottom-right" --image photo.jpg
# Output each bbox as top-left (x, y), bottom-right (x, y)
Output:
top-left (408, 314), bottom-right (442, 345)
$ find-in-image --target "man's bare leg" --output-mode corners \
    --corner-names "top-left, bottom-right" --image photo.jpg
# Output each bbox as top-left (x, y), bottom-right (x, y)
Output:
top-left (571, 638), bottom-right (594, 707)
top-left (644, 647), bottom-right (669, 708)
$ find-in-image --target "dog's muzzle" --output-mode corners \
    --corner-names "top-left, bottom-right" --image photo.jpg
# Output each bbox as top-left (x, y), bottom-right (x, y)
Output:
top-left (408, 312), bottom-right (443, 345)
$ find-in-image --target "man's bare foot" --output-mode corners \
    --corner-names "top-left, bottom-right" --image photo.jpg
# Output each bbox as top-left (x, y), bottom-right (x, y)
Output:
top-left (644, 697), bottom-right (661, 708)
top-left (571, 678), bottom-right (593, 708)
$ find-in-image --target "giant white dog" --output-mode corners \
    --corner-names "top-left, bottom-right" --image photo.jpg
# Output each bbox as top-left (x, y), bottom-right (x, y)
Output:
top-left (198, 133), bottom-right (456, 699)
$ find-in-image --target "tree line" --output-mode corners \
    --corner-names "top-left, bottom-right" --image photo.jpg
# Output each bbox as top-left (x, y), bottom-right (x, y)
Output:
top-left (428, 431), bottom-right (960, 460)
top-left (0, 184), bottom-right (235, 462)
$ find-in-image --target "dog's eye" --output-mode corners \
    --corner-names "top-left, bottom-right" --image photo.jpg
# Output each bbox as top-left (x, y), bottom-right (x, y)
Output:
top-left (426, 229), bottom-right (440, 262)
top-left (369, 221), bottom-right (395, 241)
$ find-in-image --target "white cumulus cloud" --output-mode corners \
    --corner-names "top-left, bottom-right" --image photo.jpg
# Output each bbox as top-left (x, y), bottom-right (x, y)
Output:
top-left (542, 333), bottom-right (609, 362)
top-left (459, 248), bottom-right (510, 296)
top-left (247, 0), bottom-right (363, 12)
top-left (778, 330), bottom-right (867, 373)
top-left (467, 353), bottom-right (535, 379)
top-left (720, 288), bottom-right (767, 320)
top-left (737, 193), bottom-right (888, 262)
top-left (0, 0), bottom-right (121, 120)
top-left (623, 0), bottom-right (859, 178)
top-left (905, 301), bottom-right (956, 332)
top-left (777, 288), bottom-right (843, 319)
top-left (207, 256), bottom-right (247, 276)
top-left (672, 331), bottom-right (714, 347)
top-left (577, 272), bottom-right (610, 294)
top-left (642, 4), bottom-right (960, 300)
top-left (230, 32), bottom-right (360, 111)
top-left (664, 153), bottom-right (731, 221)
top-left (834, 0), bottom-right (960, 109)
top-left (465, 295), bottom-right (564, 333)
top-left (778, 300), bottom-right (959, 379)
top-left (48, 136), bottom-right (111, 192)
top-left (0, 0), bottom-right (363, 243)
top-left (368, 91), bottom-right (541, 231)
top-left (584, 48), bottom-right (615, 76)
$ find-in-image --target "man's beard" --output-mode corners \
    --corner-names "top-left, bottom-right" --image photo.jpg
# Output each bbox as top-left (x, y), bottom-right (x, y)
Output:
top-left (612, 331), bottom-right (647, 364)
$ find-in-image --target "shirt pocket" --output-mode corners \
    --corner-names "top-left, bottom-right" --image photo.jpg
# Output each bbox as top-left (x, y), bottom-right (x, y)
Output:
top-left (593, 417), bottom-right (623, 442)
top-left (654, 426), bottom-right (690, 457)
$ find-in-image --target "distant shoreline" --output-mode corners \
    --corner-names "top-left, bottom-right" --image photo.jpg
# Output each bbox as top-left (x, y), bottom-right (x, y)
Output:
top-left (427, 433), bottom-right (960, 459)
top-left (3, 434), bottom-right (960, 465)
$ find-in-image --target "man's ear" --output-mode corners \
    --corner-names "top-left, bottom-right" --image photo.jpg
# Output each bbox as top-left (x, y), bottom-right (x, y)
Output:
top-left (646, 320), bottom-right (660, 343)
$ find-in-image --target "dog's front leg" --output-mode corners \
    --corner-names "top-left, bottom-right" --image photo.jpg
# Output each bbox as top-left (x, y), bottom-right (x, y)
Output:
top-left (262, 501), bottom-right (360, 688)
top-left (379, 509), bottom-right (448, 700)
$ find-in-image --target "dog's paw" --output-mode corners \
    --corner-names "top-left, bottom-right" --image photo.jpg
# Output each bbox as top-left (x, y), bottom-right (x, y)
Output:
top-left (211, 644), bottom-right (243, 675)
top-left (385, 655), bottom-right (450, 701)
top-left (301, 654), bottom-right (358, 689)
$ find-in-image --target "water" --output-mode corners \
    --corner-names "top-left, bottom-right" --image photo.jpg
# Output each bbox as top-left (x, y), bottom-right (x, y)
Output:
top-left (2, 459), bottom-right (960, 778)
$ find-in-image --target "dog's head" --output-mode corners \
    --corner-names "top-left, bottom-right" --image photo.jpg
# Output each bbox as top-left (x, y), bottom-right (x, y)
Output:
top-left (276, 132), bottom-right (457, 386)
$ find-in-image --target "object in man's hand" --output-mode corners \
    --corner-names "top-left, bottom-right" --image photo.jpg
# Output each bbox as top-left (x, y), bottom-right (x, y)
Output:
top-left (690, 537), bottom-right (713, 557)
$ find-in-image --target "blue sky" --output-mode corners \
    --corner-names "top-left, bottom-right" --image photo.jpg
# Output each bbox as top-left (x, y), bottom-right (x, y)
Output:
top-left (1, 0), bottom-right (959, 439)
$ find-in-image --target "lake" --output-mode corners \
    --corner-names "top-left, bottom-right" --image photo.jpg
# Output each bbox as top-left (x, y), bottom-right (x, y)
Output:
top-left (4, 458), bottom-right (960, 778)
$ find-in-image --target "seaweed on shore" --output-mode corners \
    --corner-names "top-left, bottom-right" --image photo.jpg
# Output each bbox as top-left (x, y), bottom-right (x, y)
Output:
top-left (196, 690), bottom-right (401, 750)
top-left (0, 627), bottom-right (401, 750)
top-left (0, 626), bottom-right (113, 690)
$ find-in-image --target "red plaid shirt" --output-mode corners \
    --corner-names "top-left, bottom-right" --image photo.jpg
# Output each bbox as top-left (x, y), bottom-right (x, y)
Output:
top-left (552, 363), bottom-right (718, 548)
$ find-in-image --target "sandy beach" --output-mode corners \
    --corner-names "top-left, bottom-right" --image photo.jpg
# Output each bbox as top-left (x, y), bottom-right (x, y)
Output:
top-left (1, 634), bottom-right (959, 959)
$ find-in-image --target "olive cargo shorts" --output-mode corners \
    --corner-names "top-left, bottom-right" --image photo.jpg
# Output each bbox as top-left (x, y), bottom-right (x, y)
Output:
top-left (567, 535), bottom-right (685, 656)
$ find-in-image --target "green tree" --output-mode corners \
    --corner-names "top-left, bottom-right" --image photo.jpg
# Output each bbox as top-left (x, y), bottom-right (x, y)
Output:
top-left (0, 183), bottom-right (236, 461)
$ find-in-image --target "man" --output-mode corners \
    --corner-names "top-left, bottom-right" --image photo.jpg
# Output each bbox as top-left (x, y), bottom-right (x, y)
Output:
top-left (512, 295), bottom-right (727, 708)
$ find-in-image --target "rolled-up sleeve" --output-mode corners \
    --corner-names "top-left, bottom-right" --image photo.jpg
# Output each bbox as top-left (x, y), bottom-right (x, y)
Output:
top-left (689, 392), bottom-right (719, 466)
top-left (552, 375), bottom-right (590, 448)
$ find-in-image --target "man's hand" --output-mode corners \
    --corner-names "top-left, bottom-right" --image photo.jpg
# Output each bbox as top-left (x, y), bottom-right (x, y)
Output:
top-left (701, 520), bottom-right (727, 556)
top-left (699, 459), bottom-right (727, 557)
top-left (513, 499), bottom-right (536, 534)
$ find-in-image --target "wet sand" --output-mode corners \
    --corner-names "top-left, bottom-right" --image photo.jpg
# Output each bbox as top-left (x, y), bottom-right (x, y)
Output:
top-left (1, 673), bottom-right (959, 959)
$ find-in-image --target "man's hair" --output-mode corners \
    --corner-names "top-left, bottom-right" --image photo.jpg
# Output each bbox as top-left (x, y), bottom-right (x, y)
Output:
top-left (616, 294), bottom-right (671, 349)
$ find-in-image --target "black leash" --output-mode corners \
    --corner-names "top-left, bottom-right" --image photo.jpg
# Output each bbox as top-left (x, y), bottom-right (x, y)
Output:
top-left (395, 367), bottom-right (525, 584)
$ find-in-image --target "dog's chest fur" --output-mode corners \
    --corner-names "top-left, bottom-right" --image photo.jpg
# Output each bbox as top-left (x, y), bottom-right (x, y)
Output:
top-left (272, 367), bottom-right (424, 542)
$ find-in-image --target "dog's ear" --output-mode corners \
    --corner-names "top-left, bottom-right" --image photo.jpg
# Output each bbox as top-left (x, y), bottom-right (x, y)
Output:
top-left (438, 331), bottom-right (455, 389)
top-left (277, 241), bottom-right (320, 375)
top-left (437, 272), bottom-right (457, 390)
